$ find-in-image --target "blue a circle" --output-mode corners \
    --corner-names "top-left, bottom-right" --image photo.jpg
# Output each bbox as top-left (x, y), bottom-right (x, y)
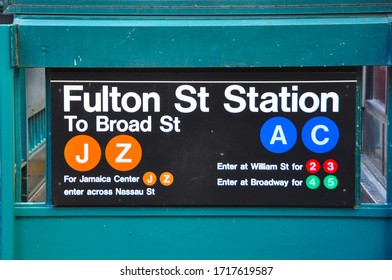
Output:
top-left (302, 116), bottom-right (339, 153)
top-left (260, 117), bottom-right (297, 154)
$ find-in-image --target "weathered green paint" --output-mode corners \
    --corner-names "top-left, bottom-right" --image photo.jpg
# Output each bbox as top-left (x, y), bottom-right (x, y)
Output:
top-left (12, 206), bottom-right (392, 260)
top-left (0, 25), bottom-right (15, 260)
top-left (14, 69), bottom-right (26, 202)
top-left (6, 205), bottom-right (392, 260)
top-left (13, 16), bottom-right (391, 68)
top-left (13, 215), bottom-right (392, 260)
top-left (387, 64), bottom-right (392, 204)
top-left (355, 71), bottom-right (363, 203)
top-left (1, 1), bottom-right (392, 260)
top-left (3, 0), bottom-right (392, 15)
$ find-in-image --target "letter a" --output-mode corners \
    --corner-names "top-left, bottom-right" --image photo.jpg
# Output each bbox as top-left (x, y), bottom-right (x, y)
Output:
top-left (270, 125), bottom-right (287, 145)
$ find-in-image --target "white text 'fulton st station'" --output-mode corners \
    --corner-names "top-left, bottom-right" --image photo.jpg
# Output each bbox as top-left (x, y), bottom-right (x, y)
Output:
top-left (63, 84), bottom-right (340, 114)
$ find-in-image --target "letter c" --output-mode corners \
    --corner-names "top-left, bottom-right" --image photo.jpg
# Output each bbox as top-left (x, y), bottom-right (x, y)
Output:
top-left (302, 117), bottom-right (339, 154)
top-left (311, 125), bottom-right (329, 145)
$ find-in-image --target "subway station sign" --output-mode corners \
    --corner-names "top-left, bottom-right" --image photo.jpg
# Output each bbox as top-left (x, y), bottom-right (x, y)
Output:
top-left (50, 68), bottom-right (357, 207)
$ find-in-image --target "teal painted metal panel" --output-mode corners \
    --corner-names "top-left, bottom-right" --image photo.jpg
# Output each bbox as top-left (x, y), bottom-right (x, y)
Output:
top-left (13, 207), bottom-right (392, 260)
top-left (14, 16), bottom-right (391, 68)
top-left (4, 0), bottom-right (392, 15)
top-left (0, 215), bottom-right (1, 258)
top-left (0, 24), bottom-right (15, 260)
top-left (1, 1), bottom-right (391, 260)
top-left (387, 65), bottom-right (392, 204)
top-left (13, 69), bottom-right (27, 202)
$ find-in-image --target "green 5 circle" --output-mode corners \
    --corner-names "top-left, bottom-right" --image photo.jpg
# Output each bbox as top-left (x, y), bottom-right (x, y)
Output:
top-left (324, 175), bottom-right (338, 190)
top-left (306, 175), bottom-right (320, 190)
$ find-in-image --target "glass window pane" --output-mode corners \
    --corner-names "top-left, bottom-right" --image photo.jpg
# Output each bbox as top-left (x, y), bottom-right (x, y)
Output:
top-left (361, 66), bottom-right (388, 204)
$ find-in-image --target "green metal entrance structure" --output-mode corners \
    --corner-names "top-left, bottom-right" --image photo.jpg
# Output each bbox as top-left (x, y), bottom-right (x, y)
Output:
top-left (1, 1), bottom-right (392, 259)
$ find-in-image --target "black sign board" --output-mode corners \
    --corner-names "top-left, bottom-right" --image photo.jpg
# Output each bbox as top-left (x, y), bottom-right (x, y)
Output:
top-left (50, 68), bottom-right (357, 207)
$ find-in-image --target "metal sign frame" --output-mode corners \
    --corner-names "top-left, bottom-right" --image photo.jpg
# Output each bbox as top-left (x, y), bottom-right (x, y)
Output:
top-left (49, 68), bottom-right (358, 207)
top-left (1, 1), bottom-right (392, 259)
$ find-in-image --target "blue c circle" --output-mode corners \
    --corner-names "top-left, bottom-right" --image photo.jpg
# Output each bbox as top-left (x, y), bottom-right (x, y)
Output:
top-left (260, 117), bottom-right (297, 154)
top-left (302, 116), bottom-right (339, 153)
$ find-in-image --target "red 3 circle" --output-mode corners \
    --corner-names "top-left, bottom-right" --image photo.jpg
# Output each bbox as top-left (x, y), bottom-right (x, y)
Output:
top-left (323, 159), bottom-right (338, 173)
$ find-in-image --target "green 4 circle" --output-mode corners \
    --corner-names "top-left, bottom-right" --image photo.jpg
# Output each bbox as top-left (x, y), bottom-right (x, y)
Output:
top-left (306, 175), bottom-right (320, 190)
